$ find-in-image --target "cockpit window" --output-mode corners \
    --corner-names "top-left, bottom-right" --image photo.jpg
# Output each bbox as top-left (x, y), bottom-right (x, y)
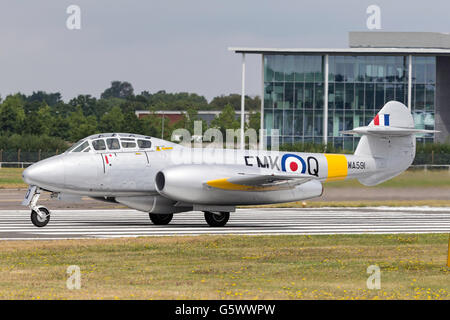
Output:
top-left (83, 147), bottom-right (91, 152)
top-left (137, 139), bottom-right (152, 149)
top-left (92, 139), bottom-right (106, 151)
top-left (121, 141), bottom-right (136, 148)
top-left (106, 138), bottom-right (120, 150)
top-left (66, 140), bottom-right (84, 153)
top-left (72, 141), bottom-right (90, 152)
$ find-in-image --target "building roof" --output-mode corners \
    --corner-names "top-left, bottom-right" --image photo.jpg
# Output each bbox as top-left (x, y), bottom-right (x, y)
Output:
top-left (228, 47), bottom-right (450, 56)
top-left (349, 32), bottom-right (450, 49)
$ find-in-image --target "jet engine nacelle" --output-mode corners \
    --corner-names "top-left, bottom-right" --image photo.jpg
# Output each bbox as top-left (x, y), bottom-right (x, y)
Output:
top-left (155, 165), bottom-right (323, 205)
top-left (115, 195), bottom-right (191, 214)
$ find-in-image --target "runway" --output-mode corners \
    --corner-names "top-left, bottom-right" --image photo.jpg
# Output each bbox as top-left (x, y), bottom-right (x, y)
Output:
top-left (1, 207), bottom-right (450, 240)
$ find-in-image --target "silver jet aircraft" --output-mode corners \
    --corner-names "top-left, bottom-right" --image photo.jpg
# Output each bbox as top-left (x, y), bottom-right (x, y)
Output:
top-left (22, 101), bottom-right (433, 227)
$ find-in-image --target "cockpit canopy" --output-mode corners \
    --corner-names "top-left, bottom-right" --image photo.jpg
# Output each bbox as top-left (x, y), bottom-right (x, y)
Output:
top-left (66, 133), bottom-right (153, 153)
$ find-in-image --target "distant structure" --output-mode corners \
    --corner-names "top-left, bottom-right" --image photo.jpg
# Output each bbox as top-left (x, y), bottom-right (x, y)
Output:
top-left (135, 110), bottom-right (250, 126)
top-left (230, 32), bottom-right (450, 149)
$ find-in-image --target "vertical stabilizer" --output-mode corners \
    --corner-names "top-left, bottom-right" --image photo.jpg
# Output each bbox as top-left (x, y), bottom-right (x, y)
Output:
top-left (353, 101), bottom-right (416, 186)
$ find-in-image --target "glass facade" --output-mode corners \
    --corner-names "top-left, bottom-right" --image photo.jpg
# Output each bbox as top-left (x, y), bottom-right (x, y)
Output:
top-left (411, 56), bottom-right (436, 141)
top-left (264, 55), bottom-right (324, 145)
top-left (263, 54), bottom-right (436, 150)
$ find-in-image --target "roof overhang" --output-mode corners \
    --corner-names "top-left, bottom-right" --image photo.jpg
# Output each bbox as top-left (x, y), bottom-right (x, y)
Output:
top-left (228, 47), bottom-right (450, 56)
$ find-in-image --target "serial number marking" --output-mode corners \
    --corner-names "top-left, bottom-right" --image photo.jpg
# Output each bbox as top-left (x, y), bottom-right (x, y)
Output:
top-left (348, 161), bottom-right (366, 170)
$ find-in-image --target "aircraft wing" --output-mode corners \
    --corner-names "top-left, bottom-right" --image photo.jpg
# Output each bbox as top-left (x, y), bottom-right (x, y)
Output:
top-left (205, 172), bottom-right (313, 191)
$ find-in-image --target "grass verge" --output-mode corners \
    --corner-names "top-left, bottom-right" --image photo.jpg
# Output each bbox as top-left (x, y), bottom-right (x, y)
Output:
top-left (323, 169), bottom-right (450, 188)
top-left (248, 200), bottom-right (450, 208)
top-left (0, 234), bottom-right (449, 300)
top-left (0, 168), bottom-right (26, 189)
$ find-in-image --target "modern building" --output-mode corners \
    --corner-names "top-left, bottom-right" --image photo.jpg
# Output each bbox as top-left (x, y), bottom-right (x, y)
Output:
top-left (230, 32), bottom-right (450, 150)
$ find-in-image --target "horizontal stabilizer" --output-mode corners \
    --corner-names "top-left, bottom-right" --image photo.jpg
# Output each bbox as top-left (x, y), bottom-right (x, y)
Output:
top-left (342, 126), bottom-right (438, 137)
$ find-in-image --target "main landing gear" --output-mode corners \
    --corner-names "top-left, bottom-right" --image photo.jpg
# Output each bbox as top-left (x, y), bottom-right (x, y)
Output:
top-left (204, 211), bottom-right (230, 227)
top-left (27, 188), bottom-right (50, 227)
top-left (149, 213), bottom-right (173, 225)
top-left (148, 211), bottom-right (230, 227)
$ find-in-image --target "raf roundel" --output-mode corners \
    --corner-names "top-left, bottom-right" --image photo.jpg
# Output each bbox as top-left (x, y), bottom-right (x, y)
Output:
top-left (281, 154), bottom-right (306, 174)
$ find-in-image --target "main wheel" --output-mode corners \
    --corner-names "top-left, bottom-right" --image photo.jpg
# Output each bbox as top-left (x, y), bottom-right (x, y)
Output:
top-left (31, 207), bottom-right (50, 227)
top-left (149, 213), bottom-right (173, 225)
top-left (204, 211), bottom-right (229, 227)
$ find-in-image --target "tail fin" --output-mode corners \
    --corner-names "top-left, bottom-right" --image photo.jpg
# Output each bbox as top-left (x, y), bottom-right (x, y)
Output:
top-left (346, 101), bottom-right (427, 186)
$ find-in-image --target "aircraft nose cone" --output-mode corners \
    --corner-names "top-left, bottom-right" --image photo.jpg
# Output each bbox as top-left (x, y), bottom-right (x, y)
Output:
top-left (23, 156), bottom-right (65, 189)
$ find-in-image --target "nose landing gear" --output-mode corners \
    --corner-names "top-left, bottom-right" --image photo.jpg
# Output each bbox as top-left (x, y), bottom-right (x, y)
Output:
top-left (23, 186), bottom-right (51, 227)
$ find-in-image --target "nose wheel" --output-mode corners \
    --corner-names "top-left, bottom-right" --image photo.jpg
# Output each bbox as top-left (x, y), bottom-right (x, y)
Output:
top-left (23, 186), bottom-right (51, 227)
top-left (31, 207), bottom-right (50, 227)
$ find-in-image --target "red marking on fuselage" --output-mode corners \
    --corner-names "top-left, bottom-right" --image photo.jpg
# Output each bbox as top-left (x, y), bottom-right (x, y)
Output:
top-left (105, 155), bottom-right (109, 164)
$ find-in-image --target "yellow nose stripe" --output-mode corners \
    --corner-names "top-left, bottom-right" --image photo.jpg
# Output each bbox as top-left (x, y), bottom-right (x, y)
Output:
top-left (324, 154), bottom-right (348, 181)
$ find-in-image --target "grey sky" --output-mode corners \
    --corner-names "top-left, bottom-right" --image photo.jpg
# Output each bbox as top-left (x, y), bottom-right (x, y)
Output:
top-left (0, 0), bottom-right (449, 101)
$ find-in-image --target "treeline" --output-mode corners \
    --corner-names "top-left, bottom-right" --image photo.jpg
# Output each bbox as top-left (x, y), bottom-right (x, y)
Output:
top-left (0, 81), bottom-right (261, 150)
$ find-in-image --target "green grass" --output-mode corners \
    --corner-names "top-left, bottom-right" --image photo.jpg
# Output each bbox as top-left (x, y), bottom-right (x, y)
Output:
top-left (249, 200), bottom-right (450, 209)
top-left (324, 170), bottom-right (450, 188)
top-left (0, 168), bottom-right (26, 188)
top-left (0, 234), bottom-right (449, 300)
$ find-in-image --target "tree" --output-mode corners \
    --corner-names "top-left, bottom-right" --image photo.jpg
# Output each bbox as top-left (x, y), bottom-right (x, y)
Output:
top-left (209, 94), bottom-right (261, 111)
top-left (27, 91), bottom-right (62, 106)
top-left (139, 112), bottom-right (162, 138)
top-left (175, 108), bottom-right (206, 134)
top-left (69, 95), bottom-right (97, 117)
top-left (52, 116), bottom-right (71, 140)
top-left (140, 90), bottom-right (209, 111)
top-left (101, 81), bottom-right (134, 99)
top-left (67, 107), bottom-right (98, 141)
top-left (23, 105), bottom-right (54, 136)
top-left (210, 104), bottom-right (240, 135)
top-left (0, 94), bottom-right (26, 134)
top-left (122, 110), bottom-right (142, 134)
top-left (248, 111), bottom-right (261, 132)
top-left (98, 106), bottom-right (125, 133)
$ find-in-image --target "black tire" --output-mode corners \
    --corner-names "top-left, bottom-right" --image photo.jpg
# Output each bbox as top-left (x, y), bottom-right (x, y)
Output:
top-left (204, 211), bottom-right (229, 227)
top-left (31, 207), bottom-right (50, 227)
top-left (149, 213), bottom-right (173, 225)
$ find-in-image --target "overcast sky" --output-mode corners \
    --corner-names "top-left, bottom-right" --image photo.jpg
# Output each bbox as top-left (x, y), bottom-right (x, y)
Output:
top-left (0, 0), bottom-right (449, 101)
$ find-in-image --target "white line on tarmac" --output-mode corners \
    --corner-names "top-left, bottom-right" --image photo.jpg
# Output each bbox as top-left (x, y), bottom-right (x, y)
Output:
top-left (0, 207), bottom-right (449, 240)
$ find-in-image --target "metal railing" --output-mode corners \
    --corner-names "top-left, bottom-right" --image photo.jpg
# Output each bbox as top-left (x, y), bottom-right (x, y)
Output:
top-left (0, 162), bottom-right (34, 168)
top-left (409, 164), bottom-right (450, 171)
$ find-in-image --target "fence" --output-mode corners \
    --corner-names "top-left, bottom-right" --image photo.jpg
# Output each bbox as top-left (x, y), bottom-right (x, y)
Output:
top-left (414, 152), bottom-right (450, 165)
top-left (0, 162), bottom-right (34, 168)
top-left (0, 149), bottom-right (60, 163)
top-left (410, 164), bottom-right (450, 171)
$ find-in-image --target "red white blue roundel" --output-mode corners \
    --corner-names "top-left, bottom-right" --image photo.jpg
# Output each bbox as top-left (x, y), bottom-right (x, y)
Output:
top-left (281, 154), bottom-right (306, 173)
